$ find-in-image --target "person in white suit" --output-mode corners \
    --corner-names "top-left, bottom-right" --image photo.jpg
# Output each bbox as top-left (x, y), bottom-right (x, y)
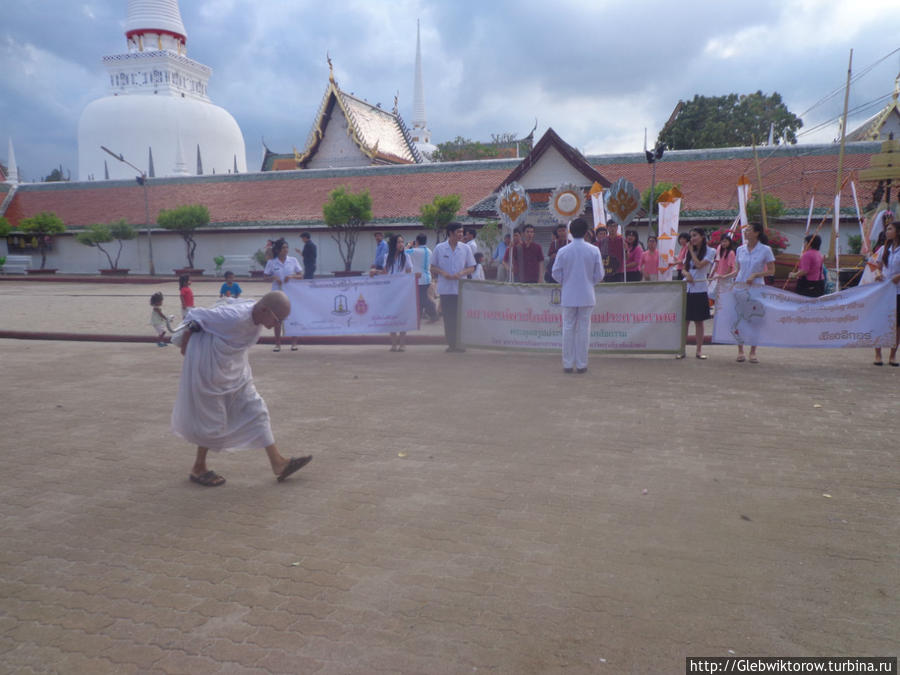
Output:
top-left (551, 217), bottom-right (604, 374)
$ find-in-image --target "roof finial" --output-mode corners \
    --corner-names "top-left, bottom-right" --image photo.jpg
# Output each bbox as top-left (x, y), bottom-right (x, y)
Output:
top-left (327, 52), bottom-right (334, 83)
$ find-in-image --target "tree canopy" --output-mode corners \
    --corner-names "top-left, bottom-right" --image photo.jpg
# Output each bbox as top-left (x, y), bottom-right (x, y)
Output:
top-left (658, 92), bottom-right (802, 150)
top-left (431, 133), bottom-right (532, 162)
top-left (157, 204), bottom-right (210, 269)
top-left (419, 194), bottom-right (461, 241)
top-left (19, 211), bottom-right (66, 269)
top-left (323, 186), bottom-right (373, 271)
top-left (75, 220), bottom-right (137, 270)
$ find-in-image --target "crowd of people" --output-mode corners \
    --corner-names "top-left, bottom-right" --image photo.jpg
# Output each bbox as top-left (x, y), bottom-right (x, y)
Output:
top-left (150, 214), bottom-right (900, 488)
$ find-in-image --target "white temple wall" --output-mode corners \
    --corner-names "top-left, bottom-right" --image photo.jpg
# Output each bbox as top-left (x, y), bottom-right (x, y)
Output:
top-left (2, 224), bottom-right (862, 275)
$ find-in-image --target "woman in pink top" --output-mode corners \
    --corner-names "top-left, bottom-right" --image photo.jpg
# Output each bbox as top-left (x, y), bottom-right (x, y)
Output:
top-left (640, 235), bottom-right (659, 281)
top-left (675, 232), bottom-right (690, 280)
top-left (624, 229), bottom-right (644, 282)
top-left (789, 234), bottom-right (825, 297)
top-left (713, 234), bottom-right (736, 278)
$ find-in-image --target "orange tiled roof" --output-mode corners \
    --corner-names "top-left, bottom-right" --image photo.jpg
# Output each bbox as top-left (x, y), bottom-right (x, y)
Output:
top-left (3, 142), bottom-right (882, 230)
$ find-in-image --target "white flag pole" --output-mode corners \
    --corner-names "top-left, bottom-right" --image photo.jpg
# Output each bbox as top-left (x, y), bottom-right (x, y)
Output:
top-left (849, 180), bottom-right (867, 255)
top-left (834, 194), bottom-right (841, 292)
top-left (805, 195), bottom-right (815, 235)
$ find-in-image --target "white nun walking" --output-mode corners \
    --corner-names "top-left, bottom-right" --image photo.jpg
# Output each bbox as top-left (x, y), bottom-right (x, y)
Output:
top-left (552, 217), bottom-right (604, 373)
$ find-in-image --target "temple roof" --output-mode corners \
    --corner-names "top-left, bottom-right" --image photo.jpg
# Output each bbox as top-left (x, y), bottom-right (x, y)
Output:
top-left (287, 72), bottom-right (422, 170)
top-left (3, 142), bottom-right (882, 231)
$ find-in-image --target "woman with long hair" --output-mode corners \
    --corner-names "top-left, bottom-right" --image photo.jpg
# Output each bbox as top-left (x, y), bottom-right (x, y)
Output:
top-left (372, 234), bottom-right (413, 351)
top-left (679, 227), bottom-right (716, 359)
top-left (873, 221), bottom-right (900, 366)
top-left (623, 229), bottom-right (644, 282)
top-left (789, 234), bottom-right (825, 297)
top-left (724, 222), bottom-right (775, 363)
top-left (263, 238), bottom-right (303, 351)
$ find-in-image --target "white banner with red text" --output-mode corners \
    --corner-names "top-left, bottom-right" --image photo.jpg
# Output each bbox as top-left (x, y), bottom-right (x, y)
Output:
top-left (712, 282), bottom-right (896, 348)
top-left (282, 275), bottom-right (418, 336)
top-left (459, 280), bottom-right (686, 353)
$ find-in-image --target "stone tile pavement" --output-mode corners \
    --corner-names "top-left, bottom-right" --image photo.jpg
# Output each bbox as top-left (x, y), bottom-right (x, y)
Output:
top-left (0, 282), bottom-right (897, 673)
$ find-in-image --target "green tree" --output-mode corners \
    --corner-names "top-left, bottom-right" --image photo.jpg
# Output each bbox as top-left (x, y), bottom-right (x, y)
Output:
top-left (746, 193), bottom-right (785, 225)
top-left (323, 186), bottom-right (373, 271)
top-left (641, 181), bottom-right (680, 213)
top-left (431, 137), bottom-right (500, 162)
top-left (44, 165), bottom-right (70, 182)
top-left (157, 204), bottom-right (210, 269)
top-left (477, 221), bottom-right (501, 261)
top-left (75, 219), bottom-right (137, 270)
top-left (658, 92), bottom-right (802, 150)
top-left (420, 194), bottom-right (461, 242)
top-left (0, 216), bottom-right (12, 237)
top-left (18, 211), bottom-right (66, 269)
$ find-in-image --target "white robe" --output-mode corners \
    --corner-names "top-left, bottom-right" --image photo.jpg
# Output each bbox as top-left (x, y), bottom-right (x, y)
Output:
top-left (171, 302), bottom-right (274, 451)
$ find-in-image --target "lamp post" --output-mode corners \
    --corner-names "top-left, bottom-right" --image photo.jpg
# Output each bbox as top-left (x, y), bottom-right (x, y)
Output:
top-left (644, 140), bottom-right (665, 237)
top-left (100, 146), bottom-right (155, 275)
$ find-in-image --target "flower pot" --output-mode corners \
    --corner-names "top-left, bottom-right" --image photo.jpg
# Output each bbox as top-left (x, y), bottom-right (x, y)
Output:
top-left (173, 268), bottom-right (205, 277)
top-left (99, 268), bottom-right (130, 276)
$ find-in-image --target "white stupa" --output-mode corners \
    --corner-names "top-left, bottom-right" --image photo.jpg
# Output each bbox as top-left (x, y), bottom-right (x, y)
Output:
top-left (77, 0), bottom-right (246, 181)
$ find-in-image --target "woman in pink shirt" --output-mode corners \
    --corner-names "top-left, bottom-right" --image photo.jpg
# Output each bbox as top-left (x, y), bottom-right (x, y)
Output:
top-left (675, 232), bottom-right (690, 280)
top-left (624, 229), bottom-right (644, 282)
top-left (789, 234), bottom-right (825, 297)
top-left (640, 235), bottom-right (659, 281)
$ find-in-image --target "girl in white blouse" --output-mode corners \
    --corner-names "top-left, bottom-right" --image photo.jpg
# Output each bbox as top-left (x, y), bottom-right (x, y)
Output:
top-left (373, 234), bottom-right (413, 352)
top-left (722, 222), bottom-right (775, 363)
top-left (873, 220), bottom-right (900, 366)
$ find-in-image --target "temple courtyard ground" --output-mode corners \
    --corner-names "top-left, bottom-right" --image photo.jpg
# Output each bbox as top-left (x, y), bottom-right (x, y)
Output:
top-left (0, 280), bottom-right (897, 673)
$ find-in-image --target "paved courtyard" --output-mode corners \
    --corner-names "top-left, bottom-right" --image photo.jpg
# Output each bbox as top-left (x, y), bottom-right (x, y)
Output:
top-left (0, 281), bottom-right (897, 673)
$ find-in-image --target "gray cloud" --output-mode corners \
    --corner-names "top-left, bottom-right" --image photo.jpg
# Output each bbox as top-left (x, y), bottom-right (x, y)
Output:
top-left (2, 0), bottom-right (899, 180)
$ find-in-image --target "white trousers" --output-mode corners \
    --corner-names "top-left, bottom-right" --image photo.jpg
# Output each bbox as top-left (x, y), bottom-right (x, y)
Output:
top-left (562, 305), bottom-right (592, 370)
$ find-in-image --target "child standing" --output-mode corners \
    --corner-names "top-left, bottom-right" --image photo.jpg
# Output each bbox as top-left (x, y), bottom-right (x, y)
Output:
top-left (150, 292), bottom-right (175, 347)
top-left (179, 275), bottom-right (194, 318)
top-left (219, 271), bottom-right (242, 298)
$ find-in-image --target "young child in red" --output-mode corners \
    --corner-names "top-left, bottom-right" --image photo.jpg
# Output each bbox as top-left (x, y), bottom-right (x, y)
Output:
top-left (179, 275), bottom-right (194, 318)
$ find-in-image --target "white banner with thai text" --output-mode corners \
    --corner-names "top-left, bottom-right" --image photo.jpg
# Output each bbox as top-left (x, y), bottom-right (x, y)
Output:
top-left (282, 275), bottom-right (418, 336)
top-left (459, 280), bottom-right (685, 352)
top-left (712, 282), bottom-right (896, 348)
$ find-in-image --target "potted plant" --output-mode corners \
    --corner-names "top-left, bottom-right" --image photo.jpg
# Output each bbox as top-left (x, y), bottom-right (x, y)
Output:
top-left (75, 219), bottom-right (137, 275)
top-left (157, 204), bottom-right (210, 276)
top-left (250, 248), bottom-right (268, 277)
top-left (323, 186), bottom-right (372, 275)
top-left (18, 211), bottom-right (65, 272)
top-left (213, 255), bottom-right (225, 276)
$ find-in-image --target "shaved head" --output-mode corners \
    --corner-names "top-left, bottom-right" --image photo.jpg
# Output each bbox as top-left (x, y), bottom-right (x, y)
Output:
top-left (259, 291), bottom-right (291, 319)
top-left (253, 291), bottom-right (292, 328)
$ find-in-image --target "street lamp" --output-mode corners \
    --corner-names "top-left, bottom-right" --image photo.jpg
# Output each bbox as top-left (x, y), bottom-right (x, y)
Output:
top-left (100, 145), bottom-right (155, 275)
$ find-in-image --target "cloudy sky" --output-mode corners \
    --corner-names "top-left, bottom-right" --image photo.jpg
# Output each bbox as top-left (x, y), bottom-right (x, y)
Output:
top-left (2, 0), bottom-right (900, 181)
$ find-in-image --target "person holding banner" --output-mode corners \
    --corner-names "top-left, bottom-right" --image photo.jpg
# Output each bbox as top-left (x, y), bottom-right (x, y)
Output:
top-left (624, 229), bottom-right (644, 282)
top-left (726, 222), bottom-right (775, 363)
top-left (872, 220), bottom-right (900, 366)
top-left (551, 217), bottom-right (604, 374)
top-left (431, 222), bottom-right (476, 352)
top-left (679, 228), bottom-right (716, 359)
top-left (641, 235), bottom-right (659, 281)
top-left (603, 222), bottom-right (625, 283)
top-left (372, 234), bottom-right (414, 352)
top-left (263, 239), bottom-right (303, 352)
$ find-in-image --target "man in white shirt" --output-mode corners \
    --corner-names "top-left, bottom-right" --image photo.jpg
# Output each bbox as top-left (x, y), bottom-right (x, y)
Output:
top-left (431, 222), bottom-right (476, 352)
top-left (551, 217), bottom-right (604, 373)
